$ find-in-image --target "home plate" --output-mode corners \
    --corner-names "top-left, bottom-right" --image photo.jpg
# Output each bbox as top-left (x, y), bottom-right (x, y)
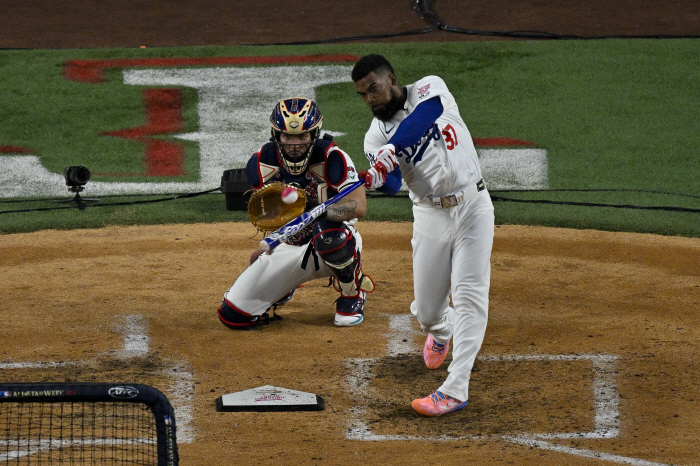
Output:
top-left (215, 385), bottom-right (325, 412)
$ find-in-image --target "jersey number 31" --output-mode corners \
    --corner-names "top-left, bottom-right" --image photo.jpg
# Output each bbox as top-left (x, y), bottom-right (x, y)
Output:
top-left (442, 124), bottom-right (458, 150)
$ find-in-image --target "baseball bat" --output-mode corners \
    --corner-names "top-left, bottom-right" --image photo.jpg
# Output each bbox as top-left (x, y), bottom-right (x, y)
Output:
top-left (260, 177), bottom-right (366, 252)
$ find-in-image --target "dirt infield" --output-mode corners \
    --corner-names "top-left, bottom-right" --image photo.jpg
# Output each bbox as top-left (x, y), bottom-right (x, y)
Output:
top-left (1, 222), bottom-right (699, 465)
top-left (2, 0), bottom-right (699, 48)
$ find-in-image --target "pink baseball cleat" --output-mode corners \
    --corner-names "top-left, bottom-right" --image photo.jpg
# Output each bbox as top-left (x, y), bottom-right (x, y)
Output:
top-left (423, 334), bottom-right (450, 369)
top-left (411, 391), bottom-right (469, 417)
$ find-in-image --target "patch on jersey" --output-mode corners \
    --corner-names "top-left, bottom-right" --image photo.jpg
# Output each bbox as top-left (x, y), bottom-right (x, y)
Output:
top-left (418, 83), bottom-right (431, 99)
top-left (309, 163), bottom-right (325, 181)
top-left (259, 163), bottom-right (280, 183)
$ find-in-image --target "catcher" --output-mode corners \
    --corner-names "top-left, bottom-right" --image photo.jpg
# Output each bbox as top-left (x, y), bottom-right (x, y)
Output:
top-left (217, 97), bottom-right (374, 329)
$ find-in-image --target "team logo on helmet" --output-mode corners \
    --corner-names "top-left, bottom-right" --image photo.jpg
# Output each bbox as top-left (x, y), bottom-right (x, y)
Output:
top-left (270, 98), bottom-right (323, 175)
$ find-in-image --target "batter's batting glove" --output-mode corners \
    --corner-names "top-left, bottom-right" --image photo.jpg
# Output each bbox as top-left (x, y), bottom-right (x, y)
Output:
top-left (360, 165), bottom-right (387, 190)
top-left (375, 144), bottom-right (398, 173)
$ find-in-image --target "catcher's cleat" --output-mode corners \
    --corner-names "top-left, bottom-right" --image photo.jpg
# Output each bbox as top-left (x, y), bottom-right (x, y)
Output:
top-left (272, 289), bottom-right (296, 307)
top-left (334, 291), bottom-right (366, 327)
top-left (423, 334), bottom-right (450, 369)
top-left (411, 391), bottom-right (468, 417)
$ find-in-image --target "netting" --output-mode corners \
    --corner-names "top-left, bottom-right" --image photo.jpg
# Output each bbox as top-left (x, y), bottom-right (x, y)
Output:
top-left (1, 401), bottom-right (159, 465)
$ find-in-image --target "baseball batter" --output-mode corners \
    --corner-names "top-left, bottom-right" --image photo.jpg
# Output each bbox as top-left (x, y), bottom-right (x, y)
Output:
top-left (217, 97), bottom-right (374, 329)
top-left (351, 55), bottom-right (495, 416)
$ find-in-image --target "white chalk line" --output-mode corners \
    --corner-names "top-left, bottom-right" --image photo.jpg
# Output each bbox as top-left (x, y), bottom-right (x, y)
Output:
top-left (163, 363), bottom-right (196, 444)
top-left (345, 314), bottom-right (673, 466)
top-left (385, 313), bottom-right (423, 356)
top-left (0, 314), bottom-right (196, 448)
top-left (112, 314), bottom-right (196, 443)
top-left (116, 314), bottom-right (150, 358)
top-left (0, 361), bottom-right (76, 369)
top-left (503, 436), bottom-right (670, 466)
top-left (0, 437), bottom-right (157, 461)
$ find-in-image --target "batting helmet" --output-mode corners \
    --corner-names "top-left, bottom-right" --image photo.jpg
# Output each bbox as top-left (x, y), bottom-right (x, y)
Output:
top-left (270, 97), bottom-right (323, 175)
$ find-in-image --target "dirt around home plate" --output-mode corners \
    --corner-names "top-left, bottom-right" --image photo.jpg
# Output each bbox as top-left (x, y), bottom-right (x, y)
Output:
top-left (1, 222), bottom-right (699, 465)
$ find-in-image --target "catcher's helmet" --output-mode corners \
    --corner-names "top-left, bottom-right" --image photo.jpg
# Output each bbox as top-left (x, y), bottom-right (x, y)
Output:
top-left (270, 97), bottom-right (323, 175)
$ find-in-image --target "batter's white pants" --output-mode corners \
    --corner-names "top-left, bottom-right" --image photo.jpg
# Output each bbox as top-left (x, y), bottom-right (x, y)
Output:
top-left (225, 226), bottom-right (363, 317)
top-left (410, 189), bottom-right (494, 402)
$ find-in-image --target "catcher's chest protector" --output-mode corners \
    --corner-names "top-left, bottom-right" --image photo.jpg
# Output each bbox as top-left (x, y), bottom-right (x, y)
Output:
top-left (247, 141), bottom-right (340, 204)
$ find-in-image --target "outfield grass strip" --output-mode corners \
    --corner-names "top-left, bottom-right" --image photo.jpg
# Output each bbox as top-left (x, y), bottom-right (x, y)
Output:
top-left (490, 196), bottom-right (700, 214)
top-left (489, 189), bottom-right (700, 199)
top-left (0, 189), bottom-right (220, 215)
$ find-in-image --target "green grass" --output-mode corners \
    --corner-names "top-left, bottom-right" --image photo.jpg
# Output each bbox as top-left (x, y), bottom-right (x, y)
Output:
top-left (0, 194), bottom-right (412, 235)
top-left (1, 40), bottom-right (698, 236)
top-left (0, 194), bottom-right (244, 234)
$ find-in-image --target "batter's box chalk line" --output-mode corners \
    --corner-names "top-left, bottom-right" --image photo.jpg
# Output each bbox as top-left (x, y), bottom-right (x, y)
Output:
top-left (344, 314), bottom-right (672, 466)
top-left (0, 314), bottom-right (196, 444)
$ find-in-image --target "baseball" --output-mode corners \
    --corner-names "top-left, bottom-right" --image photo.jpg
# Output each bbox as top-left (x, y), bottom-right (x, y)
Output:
top-left (281, 187), bottom-right (298, 204)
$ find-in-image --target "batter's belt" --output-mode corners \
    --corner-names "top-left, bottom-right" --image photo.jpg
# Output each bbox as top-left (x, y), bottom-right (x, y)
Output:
top-left (413, 178), bottom-right (486, 209)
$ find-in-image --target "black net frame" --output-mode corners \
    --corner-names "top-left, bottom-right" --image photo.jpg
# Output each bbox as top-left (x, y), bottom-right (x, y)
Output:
top-left (0, 383), bottom-right (178, 466)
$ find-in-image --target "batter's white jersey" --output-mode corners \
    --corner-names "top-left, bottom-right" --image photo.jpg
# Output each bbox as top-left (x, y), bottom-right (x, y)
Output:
top-left (363, 74), bottom-right (494, 403)
top-left (364, 75), bottom-right (483, 202)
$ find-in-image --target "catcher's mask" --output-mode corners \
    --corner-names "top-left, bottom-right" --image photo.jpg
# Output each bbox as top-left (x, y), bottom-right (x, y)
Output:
top-left (270, 97), bottom-right (323, 175)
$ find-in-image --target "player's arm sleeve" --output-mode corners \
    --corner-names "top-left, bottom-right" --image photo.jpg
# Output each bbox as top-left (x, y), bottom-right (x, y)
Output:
top-left (374, 98), bottom-right (443, 196)
top-left (388, 96), bottom-right (444, 154)
top-left (378, 168), bottom-right (403, 195)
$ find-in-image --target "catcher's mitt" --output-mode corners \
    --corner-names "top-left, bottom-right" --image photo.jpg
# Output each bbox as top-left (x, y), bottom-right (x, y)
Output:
top-left (247, 182), bottom-right (307, 232)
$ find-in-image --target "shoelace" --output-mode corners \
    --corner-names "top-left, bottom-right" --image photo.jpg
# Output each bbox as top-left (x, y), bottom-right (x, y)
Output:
top-left (430, 340), bottom-right (446, 352)
top-left (429, 392), bottom-right (448, 406)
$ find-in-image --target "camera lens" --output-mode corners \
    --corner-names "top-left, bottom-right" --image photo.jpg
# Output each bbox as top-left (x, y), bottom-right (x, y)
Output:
top-left (64, 166), bottom-right (91, 186)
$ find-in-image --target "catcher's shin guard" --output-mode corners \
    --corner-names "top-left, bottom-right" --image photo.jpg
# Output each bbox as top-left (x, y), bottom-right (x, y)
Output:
top-left (272, 289), bottom-right (296, 307)
top-left (312, 220), bottom-right (375, 299)
top-left (331, 261), bottom-right (374, 327)
top-left (217, 298), bottom-right (260, 330)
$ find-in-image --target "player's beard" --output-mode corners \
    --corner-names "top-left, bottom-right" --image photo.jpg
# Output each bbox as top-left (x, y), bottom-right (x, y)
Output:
top-left (372, 91), bottom-right (404, 122)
